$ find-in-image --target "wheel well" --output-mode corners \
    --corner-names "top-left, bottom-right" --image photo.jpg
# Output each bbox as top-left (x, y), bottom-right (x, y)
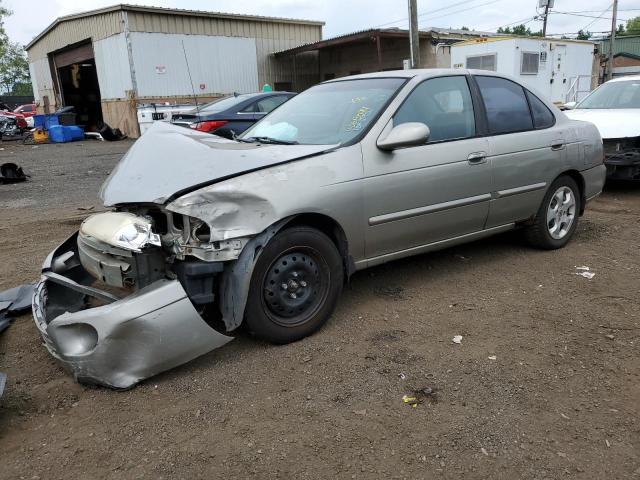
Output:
top-left (560, 170), bottom-right (586, 215)
top-left (284, 213), bottom-right (354, 279)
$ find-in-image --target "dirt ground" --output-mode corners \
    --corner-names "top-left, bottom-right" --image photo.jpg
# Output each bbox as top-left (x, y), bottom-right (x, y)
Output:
top-left (0, 140), bottom-right (638, 480)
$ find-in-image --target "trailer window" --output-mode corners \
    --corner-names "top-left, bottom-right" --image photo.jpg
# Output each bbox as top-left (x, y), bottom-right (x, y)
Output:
top-left (466, 54), bottom-right (496, 71)
top-left (521, 52), bottom-right (540, 75)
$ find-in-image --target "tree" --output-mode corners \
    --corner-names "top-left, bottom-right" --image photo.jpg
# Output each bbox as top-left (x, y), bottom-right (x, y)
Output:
top-left (0, 42), bottom-right (30, 94)
top-left (624, 16), bottom-right (640, 35)
top-left (576, 29), bottom-right (592, 40)
top-left (460, 26), bottom-right (470, 31)
top-left (497, 24), bottom-right (542, 37)
top-left (0, 1), bottom-right (32, 95)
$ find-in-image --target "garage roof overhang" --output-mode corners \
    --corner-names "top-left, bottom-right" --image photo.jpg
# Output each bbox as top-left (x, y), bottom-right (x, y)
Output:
top-left (273, 28), bottom-right (443, 57)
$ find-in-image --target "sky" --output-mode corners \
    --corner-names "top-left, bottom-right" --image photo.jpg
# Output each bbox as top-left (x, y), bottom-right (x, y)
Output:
top-left (4, 0), bottom-right (640, 47)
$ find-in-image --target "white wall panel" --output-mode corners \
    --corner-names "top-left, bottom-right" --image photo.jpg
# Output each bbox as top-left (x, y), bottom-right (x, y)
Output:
top-left (93, 33), bottom-right (133, 100)
top-left (130, 32), bottom-right (259, 97)
top-left (29, 58), bottom-right (55, 104)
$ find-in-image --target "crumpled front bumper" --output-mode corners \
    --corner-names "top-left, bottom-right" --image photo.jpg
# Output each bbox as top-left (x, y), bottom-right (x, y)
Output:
top-left (32, 232), bottom-right (233, 389)
top-left (604, 150), bottom-right (640, 180)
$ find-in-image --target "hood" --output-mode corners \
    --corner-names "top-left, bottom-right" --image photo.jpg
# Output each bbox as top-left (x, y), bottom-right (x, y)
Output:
top-left (564, 108), bottom-right (640, 139)
top-left (100, 122), bottom-right (336, 206)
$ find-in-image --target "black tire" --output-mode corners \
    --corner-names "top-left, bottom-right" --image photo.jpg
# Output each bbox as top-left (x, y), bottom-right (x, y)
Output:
top-left (524, 175), bottom-right (581, 250)
top-left (244, 226), bottom-right (344, 344)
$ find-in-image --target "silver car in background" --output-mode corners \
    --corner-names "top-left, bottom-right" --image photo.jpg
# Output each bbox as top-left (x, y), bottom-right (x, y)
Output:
top-left (34, 69), bottom-right (605, 388)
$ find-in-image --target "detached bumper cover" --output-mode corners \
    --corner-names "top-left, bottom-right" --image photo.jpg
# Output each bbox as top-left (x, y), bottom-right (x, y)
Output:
top-left (32, 233), bottom-right (233, 389)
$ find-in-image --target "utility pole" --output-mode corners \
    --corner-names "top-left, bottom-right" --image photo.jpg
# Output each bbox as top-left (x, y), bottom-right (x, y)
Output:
top-left (408, 0), bottom-right (420, 68)
top-left (608, 0), bottom-right (619, 80)
top-left (542, 1), bottom-right (550, 37)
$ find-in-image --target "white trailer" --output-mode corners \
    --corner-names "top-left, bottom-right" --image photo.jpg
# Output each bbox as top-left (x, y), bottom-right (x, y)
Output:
top-left (451, 36), bottom-right (596, 104)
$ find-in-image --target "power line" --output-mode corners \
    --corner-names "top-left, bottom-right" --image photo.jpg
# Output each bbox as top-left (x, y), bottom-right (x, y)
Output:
top-left (580, 3), bottom-right (613, 31)
top-left (551, 11), bottom-right (628, 22)
top-left (371, 0), bottom-right (505, 30)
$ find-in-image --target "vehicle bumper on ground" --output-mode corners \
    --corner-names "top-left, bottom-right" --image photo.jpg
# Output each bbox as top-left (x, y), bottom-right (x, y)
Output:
top-left (604, 151), bottom-right (640, 180)
top-left (32, 233), bottom-right (233, 389)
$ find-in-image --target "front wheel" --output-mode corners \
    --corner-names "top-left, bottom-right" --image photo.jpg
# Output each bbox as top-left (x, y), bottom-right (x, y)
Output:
top-left (524, 175), bottom-right (581, 249)
top-left (244, 226), bottom-right (344, 344)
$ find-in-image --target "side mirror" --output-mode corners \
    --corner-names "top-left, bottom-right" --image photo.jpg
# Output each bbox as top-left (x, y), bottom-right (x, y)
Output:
top-left (377, 122), bottom-right (430, 151)
top-left (562, 101), bottom-right (577, 110)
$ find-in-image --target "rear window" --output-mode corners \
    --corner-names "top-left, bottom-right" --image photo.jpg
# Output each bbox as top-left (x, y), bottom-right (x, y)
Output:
top-left (198, 94), bottom-right (255, 113)
top-left (476, 76), bottom-right (533, 134)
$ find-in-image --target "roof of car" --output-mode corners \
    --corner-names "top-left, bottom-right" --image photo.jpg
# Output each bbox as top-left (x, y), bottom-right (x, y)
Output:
top-left (607, 75), bottom-right (640, 83)
top-left (324, 68), bottom-right (508, 82)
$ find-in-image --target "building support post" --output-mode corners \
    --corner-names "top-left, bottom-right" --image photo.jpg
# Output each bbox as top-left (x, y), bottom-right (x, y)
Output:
top-left (376, 32), bottom-right (383, 71)
top-left (408, 0), bottom-right (420, 68)
top-left (608, 0), bottom-right (619, 81)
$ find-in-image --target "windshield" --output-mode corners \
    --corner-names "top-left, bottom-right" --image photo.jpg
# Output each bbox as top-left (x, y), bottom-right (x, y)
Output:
top-left (240, 78), bottom-right (406, 145)
top-left (577, 80), bottom-right (640, 109)
top-left (196, 94), bottom-right (255, 113)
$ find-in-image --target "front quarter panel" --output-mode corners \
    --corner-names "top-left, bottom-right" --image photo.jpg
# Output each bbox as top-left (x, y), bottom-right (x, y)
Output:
top-left (166, 144), bottom-right (366, 262)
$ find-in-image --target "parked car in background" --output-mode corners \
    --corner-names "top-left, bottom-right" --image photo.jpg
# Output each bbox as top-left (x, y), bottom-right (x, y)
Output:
top-left (14, 103), bottom-right (36, 118)
top-left (565, 76), bottom-right (640, 180)
top-left (171, 91), bottom-right (295, 138)
top-left (34, 70), bottom-right (605, 389)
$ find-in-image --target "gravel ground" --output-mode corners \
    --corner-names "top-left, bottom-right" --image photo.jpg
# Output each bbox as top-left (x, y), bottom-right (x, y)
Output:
top-left (0, 140), bottom-right (639, 479)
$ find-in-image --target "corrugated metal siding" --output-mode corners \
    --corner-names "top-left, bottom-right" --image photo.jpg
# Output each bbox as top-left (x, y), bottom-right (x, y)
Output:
top-left (93, 33), bottom-right (133, 100)
top-left (126, 11), bottom-right (321, 87)
top-left (600, 36), bottom-right (640, 57)
top-left (27, 12), bottom-right (123, 60)
top-left (28, 59), bottom-right (55, 104)
top-left (130, 32), bottom-right (259, 97)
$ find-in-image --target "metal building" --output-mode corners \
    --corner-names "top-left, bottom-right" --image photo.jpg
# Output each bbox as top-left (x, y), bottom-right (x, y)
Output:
top-left (25, 4), bottom-right (323, 137)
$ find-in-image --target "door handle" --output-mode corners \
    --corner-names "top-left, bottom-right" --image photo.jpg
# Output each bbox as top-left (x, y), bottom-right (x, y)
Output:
top-left (467, 152), bottom-right (487, 165)
top-left (551, 142), bottom-right (565, 151)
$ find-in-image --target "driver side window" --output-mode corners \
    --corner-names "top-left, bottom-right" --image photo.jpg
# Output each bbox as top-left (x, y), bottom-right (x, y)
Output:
top-left (394, 76), bottom-right (476, 143)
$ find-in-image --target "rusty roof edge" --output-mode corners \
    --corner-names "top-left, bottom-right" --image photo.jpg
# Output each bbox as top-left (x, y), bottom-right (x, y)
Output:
top-left (26, 3), bottom-right (324, 51)
top-left (272, 27), bottom-right (481, 56)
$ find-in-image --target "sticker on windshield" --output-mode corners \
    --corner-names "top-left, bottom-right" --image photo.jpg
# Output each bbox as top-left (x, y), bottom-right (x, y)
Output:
top-left (345, 106), bottom-right (371, 132)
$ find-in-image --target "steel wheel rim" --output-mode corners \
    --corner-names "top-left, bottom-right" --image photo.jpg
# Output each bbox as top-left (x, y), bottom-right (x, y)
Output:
top-left (261, 247), bottom-right (330, 327)
top-left (546, 186), bottom-right (576, 240)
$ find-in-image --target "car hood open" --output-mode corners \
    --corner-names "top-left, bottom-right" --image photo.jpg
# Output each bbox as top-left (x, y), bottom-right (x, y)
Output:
top-left (564, 108), bottom-right (640, 139)
top-left (100, 122), bottom-right (337, 206)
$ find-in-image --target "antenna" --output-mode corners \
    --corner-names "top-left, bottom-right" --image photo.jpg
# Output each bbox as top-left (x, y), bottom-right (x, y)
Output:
top-left (181, 40), bottom-right (199, 111)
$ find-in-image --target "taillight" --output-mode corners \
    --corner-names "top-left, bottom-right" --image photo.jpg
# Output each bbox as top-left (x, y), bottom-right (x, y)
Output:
top-left (190, 120), bottom-right (228, 132)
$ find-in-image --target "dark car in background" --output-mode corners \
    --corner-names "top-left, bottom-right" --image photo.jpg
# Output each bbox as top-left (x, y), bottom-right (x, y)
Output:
top-left (171, 91), bottom-right (295, 138)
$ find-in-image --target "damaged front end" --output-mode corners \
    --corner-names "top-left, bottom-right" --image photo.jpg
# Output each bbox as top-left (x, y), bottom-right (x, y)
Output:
top-left (603, 137), bottom-right (640, 180)
top-left (32, 209), bottom-right (244, 389)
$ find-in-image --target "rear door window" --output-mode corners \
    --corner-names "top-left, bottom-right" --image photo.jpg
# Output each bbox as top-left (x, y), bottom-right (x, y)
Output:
top-left (475, 76), bottom-right (534, 134)
top-left (394, 76), bottom-right (476, 142)
top-left (526, 90), bottom-right (555, 129)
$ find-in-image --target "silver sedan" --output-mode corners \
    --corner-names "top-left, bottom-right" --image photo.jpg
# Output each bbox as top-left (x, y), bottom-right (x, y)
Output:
top-left (34, 69), bottom-right (605, 388)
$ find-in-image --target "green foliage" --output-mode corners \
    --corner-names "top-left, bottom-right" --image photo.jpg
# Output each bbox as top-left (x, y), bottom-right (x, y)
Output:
top-left (0, 1), bottom-right (32, 95)
top-left (576, 29), bottom-right (592, 40)
top-left (460, 26), bottom-right (470, 31)
top-left (624, 16), bottom-right (640, 36)
top-left (497, 24), bottom-right (543, 37)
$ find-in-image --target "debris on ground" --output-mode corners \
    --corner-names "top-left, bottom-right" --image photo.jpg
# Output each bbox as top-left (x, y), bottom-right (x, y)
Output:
top-left (77, 205), bottom-right (95, 211)
top-left (0, 371), bottom-right (6, 399)
top-left (403, 386), bottom-right (438, 408)
top-left (452, 335), bottom-right (463, 344)
top-left (98, 122), bottom-right (127, 141)
top-left (85, 132), bottom-right (105, 141)
top-left (0, 284), bottom-right (35, 334)
top-left (0, 162), bottom-right (29, 184)
top-left (488, 355), bottom-right (497, 360)
top-left (575, 266), bottom-right (596, 279)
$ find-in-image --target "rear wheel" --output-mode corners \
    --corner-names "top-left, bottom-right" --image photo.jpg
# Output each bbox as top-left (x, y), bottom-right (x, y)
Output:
top-left (524, 175), bottom-right (580, 249)
top-left (244, 226), bottom-right (343, 343)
